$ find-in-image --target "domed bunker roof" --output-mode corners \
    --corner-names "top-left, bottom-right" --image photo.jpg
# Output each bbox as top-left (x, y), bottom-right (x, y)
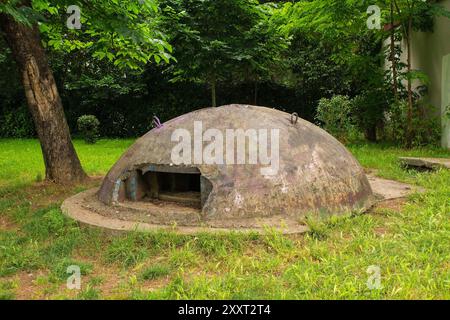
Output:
top-left (89, 104), bottom-right (374, 232)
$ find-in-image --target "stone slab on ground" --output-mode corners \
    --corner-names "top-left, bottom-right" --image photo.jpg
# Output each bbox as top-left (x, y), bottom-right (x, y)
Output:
top-left (399, 157), bottom-right (450, 170)
top-left (367, 175), bottom-right (424, 200)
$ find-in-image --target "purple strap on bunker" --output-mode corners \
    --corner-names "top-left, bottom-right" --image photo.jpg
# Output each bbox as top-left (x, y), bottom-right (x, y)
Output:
top-left (152, 116), bottom-right (163, 128)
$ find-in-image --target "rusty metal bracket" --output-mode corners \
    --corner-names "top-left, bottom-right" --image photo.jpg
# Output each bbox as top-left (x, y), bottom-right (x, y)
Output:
top-left (290, 112), bottom-right (298, 125)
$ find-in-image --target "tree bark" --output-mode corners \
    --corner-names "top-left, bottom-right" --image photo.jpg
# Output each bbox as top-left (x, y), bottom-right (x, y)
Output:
top-left (390, 0), bottom-right (398, 100)
top-left (210, 78), bottom-right (217, 107)
top-left (0, 13), bottom-right (87, 183)
top-left (254, 81), bottom-right (258, 105)
top-left (406, 16), bottom-right (413, 148)
top-left (365, 125), bottom-right (377, 143)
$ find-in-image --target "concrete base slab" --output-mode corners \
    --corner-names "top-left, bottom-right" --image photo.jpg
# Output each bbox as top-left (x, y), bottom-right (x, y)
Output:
top-left (61, 175), bottom-right (422, 235)
top-left (399, 157), bottom-right (450, 170)
top-left (367, 175), bottom-right (424, 200)
top-left (61, 188), bottom-right (309, 235)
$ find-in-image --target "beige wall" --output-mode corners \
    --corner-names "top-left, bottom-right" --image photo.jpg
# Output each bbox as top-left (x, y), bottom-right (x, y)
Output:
top-left (403, 0), bottom-right (450, 148)
top-left (443, 54), bottom-right (450, 148)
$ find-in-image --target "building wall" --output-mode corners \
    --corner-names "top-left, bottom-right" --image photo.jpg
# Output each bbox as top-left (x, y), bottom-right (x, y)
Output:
top-left (443, 54), bottom-right (450, 148)
top-left (403, 0), bottom-right (450, 148)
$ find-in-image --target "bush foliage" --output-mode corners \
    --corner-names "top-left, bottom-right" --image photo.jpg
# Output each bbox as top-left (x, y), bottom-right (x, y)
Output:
top-left (315, 95), bottom-right (356, 142)
top-left (0, 0), bottom-right (447, 148)
top-left (77, 115), bottom-right (100, 144)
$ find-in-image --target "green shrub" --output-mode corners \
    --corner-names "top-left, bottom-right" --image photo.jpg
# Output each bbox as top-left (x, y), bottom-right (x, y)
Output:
top-left (384, 101), bottom-right (441, 147)
top-left (77, 115), bottom-right (100, 144)
top-left (0, 104), bottom-right (35, 138)
top-left (315, 95), bottom-right (357, 142)
top-left (352, 88), bottom-right (390, 142)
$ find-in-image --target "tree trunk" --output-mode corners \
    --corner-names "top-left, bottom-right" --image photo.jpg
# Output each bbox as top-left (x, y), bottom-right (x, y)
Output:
top-left (406, 16), bottom-right (414, 148)
top-left (254, 81), bottom-right (258, 105)
top-left (211, 78), bottom-right (217, 107)
top-left (365, 125), bottom-right (377, 143)
top-left (390, 0), bottom-right (398, 99)
top-left (0, 13), bottom-right (87, 183)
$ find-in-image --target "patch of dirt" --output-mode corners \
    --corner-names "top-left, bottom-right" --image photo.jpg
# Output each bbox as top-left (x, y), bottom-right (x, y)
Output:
top-left (364, 168), bottom-right (379, 175)
top-left (68, 255), bottom-right (172, 299)
top-left (26, 177), bottom-right (103, 211)
top-left (86, 262), bottom-right (123, 297)
top-left (373, 198), bottom-right (407, 212)
top-left (0, 177), bottom-right (128, 300)
top-left (368, 198), bottom-right (406, 238)
top-left (139, 277), bottom-right (171, 293)
top-left (4, 259), bottom-right (126, 300)
top-left (373, 227), bottom-right (388, 236)
top-left (0, 214), bottom-right (17, 231)
top-left (5, 270), bottom-right (48, 300)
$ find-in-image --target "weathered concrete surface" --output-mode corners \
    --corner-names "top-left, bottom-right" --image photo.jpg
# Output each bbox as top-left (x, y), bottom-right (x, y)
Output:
top-left (399, 157), bottom-right (450, 170)
top-left (367, 175), bottom-right (424, 200)
top-left (98, 104), bottom-right (375, 223)
top-left (62, 188), bottom-right (309, 234)
top-left (62, 174), bottom-right (419, 234)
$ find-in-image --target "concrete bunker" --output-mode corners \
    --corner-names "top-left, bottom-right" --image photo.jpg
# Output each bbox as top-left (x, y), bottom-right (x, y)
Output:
top-left (64, 104), bottom-right (380, 234)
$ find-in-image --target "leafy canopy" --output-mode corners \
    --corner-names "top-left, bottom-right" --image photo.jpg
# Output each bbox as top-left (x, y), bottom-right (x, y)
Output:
top-left (159, 0), bottom-right (289, 84)
top-left (0, 0), bottom-right (173, 69)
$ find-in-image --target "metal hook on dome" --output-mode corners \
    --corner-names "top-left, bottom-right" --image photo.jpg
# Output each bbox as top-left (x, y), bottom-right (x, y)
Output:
top-left (290, 112), bottom-right (298, 125)
top-left (152, 115), bottom-right (163, 129)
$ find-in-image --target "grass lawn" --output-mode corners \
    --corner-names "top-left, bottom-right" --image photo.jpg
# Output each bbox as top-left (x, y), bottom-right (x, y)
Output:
top-left (0, 139), bottom-right (449, 299)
